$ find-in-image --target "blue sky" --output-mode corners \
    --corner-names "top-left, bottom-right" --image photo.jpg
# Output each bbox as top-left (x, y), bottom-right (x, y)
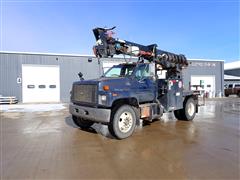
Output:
top-left (1, 0), bottom-right (239, 62)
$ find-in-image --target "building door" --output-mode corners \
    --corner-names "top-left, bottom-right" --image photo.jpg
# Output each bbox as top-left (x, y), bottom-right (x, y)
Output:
top-left (191, 75), bottom-right (215, 97)
top-left (22, 65), bottom-right (60, 103)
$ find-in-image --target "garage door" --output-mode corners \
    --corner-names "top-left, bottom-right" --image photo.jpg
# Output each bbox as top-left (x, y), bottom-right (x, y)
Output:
top-left (22, 65), bottom-right (60, 103)
top-left (191, 75), bottom-right (215, 98)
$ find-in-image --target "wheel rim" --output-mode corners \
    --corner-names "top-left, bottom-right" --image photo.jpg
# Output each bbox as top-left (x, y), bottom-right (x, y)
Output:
top-left (118, 111), bottom-right (133, 133)
top-left (187, 102), bottom-right (195, 117)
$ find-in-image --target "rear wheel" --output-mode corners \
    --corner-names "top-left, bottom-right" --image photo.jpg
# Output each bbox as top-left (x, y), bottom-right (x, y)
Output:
top-left (108, 105), bottom-right (137, 139)
top-left (174, 97), bottom-right (196, 121)
top-left (72, 115), bottom-right (94, 129)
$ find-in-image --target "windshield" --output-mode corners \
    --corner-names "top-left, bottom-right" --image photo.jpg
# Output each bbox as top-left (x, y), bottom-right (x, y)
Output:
top-left (104, 64), bottom-right (135, 77)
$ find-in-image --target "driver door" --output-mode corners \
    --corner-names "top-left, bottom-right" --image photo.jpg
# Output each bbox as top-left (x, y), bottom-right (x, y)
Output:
top-left (132, 64), bottom-right (156, 103)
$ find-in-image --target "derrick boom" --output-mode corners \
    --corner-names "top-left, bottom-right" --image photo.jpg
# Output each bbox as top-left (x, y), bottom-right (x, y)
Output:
top-left (92, 27), bottom-right (188, 70)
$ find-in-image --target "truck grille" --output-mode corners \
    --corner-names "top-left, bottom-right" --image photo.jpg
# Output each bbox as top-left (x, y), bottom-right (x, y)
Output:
top-left (72, 84), bottom-right (97, 104)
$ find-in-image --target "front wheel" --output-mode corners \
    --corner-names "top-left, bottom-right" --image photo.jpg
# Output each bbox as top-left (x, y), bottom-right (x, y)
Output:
top-left (174, 110), bottom-right (182, 120)
top-left (108, 105), bottom-right (137, 139)
top-left (72, 115), bottom-right (94, 129)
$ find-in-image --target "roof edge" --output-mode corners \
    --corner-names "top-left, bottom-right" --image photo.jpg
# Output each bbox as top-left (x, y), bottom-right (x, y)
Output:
top-left (187, 58), bottom-right (225, 62)
top-left (0, 51), bottom-right (226, 62)
top-left (0, 51), bottom-right (95, 57)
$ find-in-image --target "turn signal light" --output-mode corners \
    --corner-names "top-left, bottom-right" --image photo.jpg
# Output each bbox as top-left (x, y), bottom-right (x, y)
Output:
top-left (103, 85), bottom-right (110, 91)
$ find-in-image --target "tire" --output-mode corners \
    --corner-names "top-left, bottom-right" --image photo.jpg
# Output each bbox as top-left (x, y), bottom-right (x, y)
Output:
top-left (225, 94), bottom-right (229, 97)
top-left (177, 97), bottom-right (196, 121)
top-left (237, 92), bottom-right (240, 98)
top-left (72, 115), bottom-right (94, 129)
top-left (174, 109), bottom-right (182, 120)
top-left (108, 105), bottom-right (137, 139)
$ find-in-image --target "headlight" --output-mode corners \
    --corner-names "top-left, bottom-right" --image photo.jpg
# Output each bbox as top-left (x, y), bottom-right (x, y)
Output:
top-left (101, 95), bottom-right (107, 101)
top-left (98, 95), bottom-right (107, 105)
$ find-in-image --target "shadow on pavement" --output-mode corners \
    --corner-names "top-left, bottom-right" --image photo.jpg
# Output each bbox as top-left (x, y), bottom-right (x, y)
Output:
top-left (65, 115), bottom-right (114, 139)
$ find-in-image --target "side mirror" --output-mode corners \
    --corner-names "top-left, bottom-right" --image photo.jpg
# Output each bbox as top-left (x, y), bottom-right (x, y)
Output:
top-left (78, 72), bottom-right (84, 80)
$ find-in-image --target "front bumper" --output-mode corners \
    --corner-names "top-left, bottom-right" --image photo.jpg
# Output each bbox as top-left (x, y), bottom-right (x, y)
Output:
top-left (69, 103), bottom-right (111, 123)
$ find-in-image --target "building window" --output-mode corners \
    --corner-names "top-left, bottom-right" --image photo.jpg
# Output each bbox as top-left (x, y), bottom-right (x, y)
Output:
top-left (27, 85), bottom-right (35, 89)
top-left (49, 85), bottom-right (56, 88)
top-left (39, 85), bottom-right (46, 89)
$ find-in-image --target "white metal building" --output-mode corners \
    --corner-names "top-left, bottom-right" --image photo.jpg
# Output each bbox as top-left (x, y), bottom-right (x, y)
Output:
top-left (224, 61), bottom-right (240, 85)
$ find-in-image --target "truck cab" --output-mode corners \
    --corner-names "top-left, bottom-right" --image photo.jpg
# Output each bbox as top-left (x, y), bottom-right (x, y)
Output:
top-left (70, 62), bottom-right (198, 139)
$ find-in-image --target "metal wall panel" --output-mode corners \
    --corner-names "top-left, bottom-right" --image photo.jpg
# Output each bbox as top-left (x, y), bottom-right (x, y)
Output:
top-left (0, 53), bottom-right (101, 102)
top-left (0, 54), bottom-right (22, 100)
top-left (183, 60), bottom-right (224, 97)
top-left (58, 56), bottom-right (101, 102)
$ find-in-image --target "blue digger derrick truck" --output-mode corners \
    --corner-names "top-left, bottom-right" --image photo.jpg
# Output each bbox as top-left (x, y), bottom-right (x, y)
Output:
top-left (69, 27), bottom-right (198, 139)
